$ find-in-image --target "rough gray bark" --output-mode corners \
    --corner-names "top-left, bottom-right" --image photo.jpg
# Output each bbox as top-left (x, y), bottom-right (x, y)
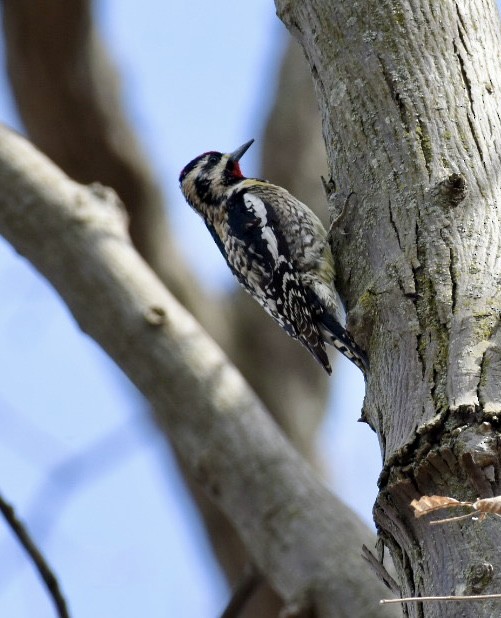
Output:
top-left (0, 125), bottom-right (396, 618)
top-left (276, 0), bottom-right (501, 615)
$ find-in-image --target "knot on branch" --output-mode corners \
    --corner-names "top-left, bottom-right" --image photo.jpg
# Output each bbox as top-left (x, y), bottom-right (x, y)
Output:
top-left (439, 173), bottom-right (468, 207)
top-left (87, 182), bottom-right (129, 224)
top-left (144, 305), bottom-right (167, 326)
top-left (467, 562), bottom-right (494, 594)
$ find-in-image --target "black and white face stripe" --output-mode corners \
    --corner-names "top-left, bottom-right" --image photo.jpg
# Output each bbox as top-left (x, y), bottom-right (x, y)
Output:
top-left (179, 151), bottom-right (222, 183)
top-left (179, 151), bottom-right (247, 216)
top-left (179, 152), bottom-right (225, 211)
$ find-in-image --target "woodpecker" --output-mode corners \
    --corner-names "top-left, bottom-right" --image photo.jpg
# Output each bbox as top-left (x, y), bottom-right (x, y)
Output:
top-left (179, 139), bottom-right (368, 376)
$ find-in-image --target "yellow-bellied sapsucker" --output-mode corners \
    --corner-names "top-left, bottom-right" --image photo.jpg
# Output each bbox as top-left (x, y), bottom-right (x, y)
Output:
top-left (179, 139), bottom-right (368, 376)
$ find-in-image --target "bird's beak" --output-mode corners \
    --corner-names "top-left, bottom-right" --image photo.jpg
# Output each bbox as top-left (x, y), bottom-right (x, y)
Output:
top-left (228, 139), bottom-right (254, 162)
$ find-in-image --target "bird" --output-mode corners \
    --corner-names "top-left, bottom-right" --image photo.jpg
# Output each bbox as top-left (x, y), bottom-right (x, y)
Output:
top-left (179, 138), bottom-right (368, 376)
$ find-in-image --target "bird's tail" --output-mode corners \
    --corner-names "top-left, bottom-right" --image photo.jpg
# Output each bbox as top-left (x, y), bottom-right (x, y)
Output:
top-left (319, 312), bottom-right (369, 376)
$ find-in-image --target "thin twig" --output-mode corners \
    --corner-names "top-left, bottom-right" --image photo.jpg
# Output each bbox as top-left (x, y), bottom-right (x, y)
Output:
top-left (219, 564), bottom-right (263, 618)
top-left (381, 593), bottom-right (501, 604)
top-left (429, 512), bottom-right (481, 525)
top-left (361, 544), bottom-right (400, 595)
top-left (0, 493), bottom-right (70, 618)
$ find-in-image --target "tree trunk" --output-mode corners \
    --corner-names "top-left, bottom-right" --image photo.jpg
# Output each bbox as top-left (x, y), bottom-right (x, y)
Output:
top-left (276, 0), bottom-right (501, 615)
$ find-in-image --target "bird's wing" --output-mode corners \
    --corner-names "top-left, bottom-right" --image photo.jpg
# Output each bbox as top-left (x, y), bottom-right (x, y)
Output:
top-left (212, 189), bottom-right (331, 373)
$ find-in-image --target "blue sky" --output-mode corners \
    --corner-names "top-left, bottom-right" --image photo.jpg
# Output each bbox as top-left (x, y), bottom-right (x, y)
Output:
top-left (0, 2), bottom-right (379, 617)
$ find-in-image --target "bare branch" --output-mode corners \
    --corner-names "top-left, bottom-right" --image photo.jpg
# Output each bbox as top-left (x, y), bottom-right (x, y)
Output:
top-left (361, 545), bottom-right (400, 596)
top-left (1, 0), bottom-right (216, 319)
top-left (381, 594), bottom-right (501, 605)
top-left (2, 2), bottom-right (161, 265)
top-left (0, 493), bottom-right (70, 618)
top-left (219, 565), bottom-right (263, 618)
top-left (0, 125), bottom-right (394, 617)
top-left (0, 8), bottom-right (343, 612)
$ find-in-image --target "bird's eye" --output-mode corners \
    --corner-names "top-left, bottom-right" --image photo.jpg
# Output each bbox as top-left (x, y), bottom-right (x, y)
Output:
top-left (208, 154), bottom-right (219, 165)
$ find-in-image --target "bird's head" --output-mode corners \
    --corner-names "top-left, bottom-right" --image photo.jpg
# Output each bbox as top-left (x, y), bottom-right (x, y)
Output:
top-left (179, 139), bottom-right (254, 214)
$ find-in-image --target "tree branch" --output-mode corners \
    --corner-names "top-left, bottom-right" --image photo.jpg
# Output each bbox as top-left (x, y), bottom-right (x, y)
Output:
top-left (2, 0), bottom-right (183, 294)
top-left (0, 493), bottom-right (70, 618)
top-left (1, 8), bottom-right (343, 613)
top-left (219, 564), bottom-right (262, 618)
top-left (0, 124), bottom-right (395, 617)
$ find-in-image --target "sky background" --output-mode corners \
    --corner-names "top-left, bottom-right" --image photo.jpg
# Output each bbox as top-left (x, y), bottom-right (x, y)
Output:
top-left (0, 2), bottom-right (380, 617)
